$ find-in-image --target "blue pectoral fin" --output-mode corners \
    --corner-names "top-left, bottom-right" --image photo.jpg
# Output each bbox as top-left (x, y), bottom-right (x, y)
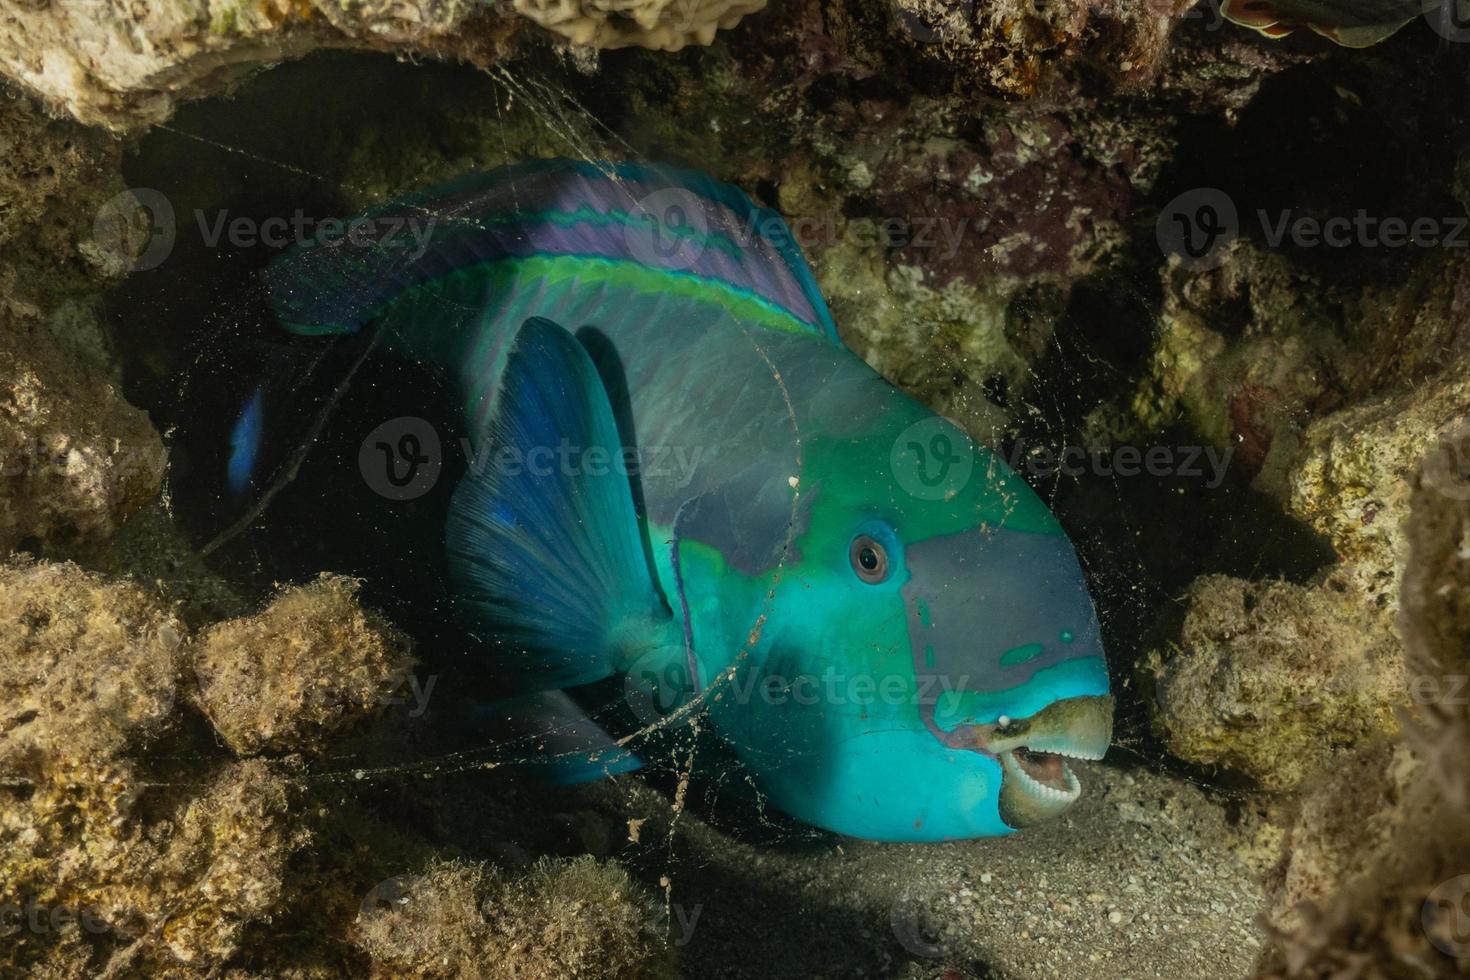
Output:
top-left (446, 316), bottom-right (673, 690)
top-left (479, 690), bottom-right (642, 785)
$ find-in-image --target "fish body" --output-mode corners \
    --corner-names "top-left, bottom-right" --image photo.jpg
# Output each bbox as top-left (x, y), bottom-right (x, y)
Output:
top-left (1220, 0), bottom-right (1435, 46)
top-left (256, 160), bottom-right (1112, 841)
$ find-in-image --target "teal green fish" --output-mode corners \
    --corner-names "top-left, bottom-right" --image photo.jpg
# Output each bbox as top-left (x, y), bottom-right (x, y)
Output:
top-left (249, 159), bottom-right (1113, 841)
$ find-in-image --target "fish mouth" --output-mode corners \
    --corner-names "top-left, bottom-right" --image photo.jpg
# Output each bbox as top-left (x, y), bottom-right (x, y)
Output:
top-left (981, 694), bottom-right (1113, 830)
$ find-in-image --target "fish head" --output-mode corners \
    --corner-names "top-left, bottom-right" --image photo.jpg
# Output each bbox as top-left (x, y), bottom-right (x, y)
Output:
top-left (723, 388), bottom-right (1112, 841)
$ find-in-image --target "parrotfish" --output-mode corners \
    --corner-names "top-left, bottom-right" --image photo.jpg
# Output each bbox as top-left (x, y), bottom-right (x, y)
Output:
top-left (248, 159), bottom-right (1112, 842)
top-left (1220, 0), bottom-right (1437, 46)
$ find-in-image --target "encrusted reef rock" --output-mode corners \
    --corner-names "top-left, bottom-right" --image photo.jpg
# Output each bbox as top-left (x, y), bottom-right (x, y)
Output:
top-left (355, 857), bottom-right (677, 979)
top-left (0, 558), bottom-right (308, 974)
top-left (192, 574), bottom-right (416, 757)
top-left (1144, 244), bottom-right (1470, 791)
top-left (0, 558), bottom-right (182, 770)
top-left (890, 0), bottom-right (1193, 95)
top-left (0, 558), bottom-right (669, 975)
top-left (514, 0), bottom-right (767, 50)
top-left (0, 313), bottom-right (164, 554)
top-left (0, 0), bottom-right (522, 131)
top-left (1148, 569), bottom-right (1404, 790)
top-left (1258, 433), bottom-right (1470, 977)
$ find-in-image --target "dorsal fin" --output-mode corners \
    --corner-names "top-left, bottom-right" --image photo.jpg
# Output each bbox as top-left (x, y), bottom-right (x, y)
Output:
top-left (262, 158), bottom-right (840, 345)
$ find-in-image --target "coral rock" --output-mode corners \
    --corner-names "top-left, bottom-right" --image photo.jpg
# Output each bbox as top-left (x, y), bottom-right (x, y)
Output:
top-left (1258, 428), bottom-right (1470, 977)
top-left (0, 313), bottom-right (165, 553)
top-left (514, 0), bottom-right (766, 50)
top-left (1148, 570), bottom-right (1404, 790)
top-left (0, 558), bottom-right (182, 771)
top-left (192, 574), bottom-right (416, 757)
top-left (0, 0), bottom-right (511, 131)
top-left (355, 857), bottom-right (676, 979)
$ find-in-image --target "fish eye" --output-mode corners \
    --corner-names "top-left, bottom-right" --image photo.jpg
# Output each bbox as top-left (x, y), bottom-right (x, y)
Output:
top-left (849, 535), bottom-right (889, 584)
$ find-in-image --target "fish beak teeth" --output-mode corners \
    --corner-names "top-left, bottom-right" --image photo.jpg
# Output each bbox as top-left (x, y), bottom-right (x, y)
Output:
top-left (986, 694), bottom-right (1113, 760)
top-left (989, 695), bottom-right (1113, 830)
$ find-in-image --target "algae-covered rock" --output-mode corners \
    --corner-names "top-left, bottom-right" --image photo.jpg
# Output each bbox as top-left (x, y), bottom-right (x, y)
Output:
top-left (0, 87), bottom-right (121, 256)
top-left (1288, 354), bottom-right (1470, 606)
top-left (514, 0), bottom-right (766, 50)
top-left (890, 0), bottom-right (1193, 96)
top-left (0, 311), bottom-right (165, 553)
top-left (355, 857), bottom-right (676, 979)
top-left (1148, 570), bottom-right (1404, 790)
top-left (192, 574), bottom-right (417, 757)
top-left (0, 0), bottom-right (519, 131)
top-left (0, 558), bottom-right (182, 769)
top-left (0, 559), bottom-right (315, 975)
top-left (1257, 432), bottom-right (1470, 978)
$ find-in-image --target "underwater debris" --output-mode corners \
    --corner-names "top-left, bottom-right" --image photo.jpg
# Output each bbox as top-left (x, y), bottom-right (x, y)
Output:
top-left (191, 574), bottom-right (417, 758)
